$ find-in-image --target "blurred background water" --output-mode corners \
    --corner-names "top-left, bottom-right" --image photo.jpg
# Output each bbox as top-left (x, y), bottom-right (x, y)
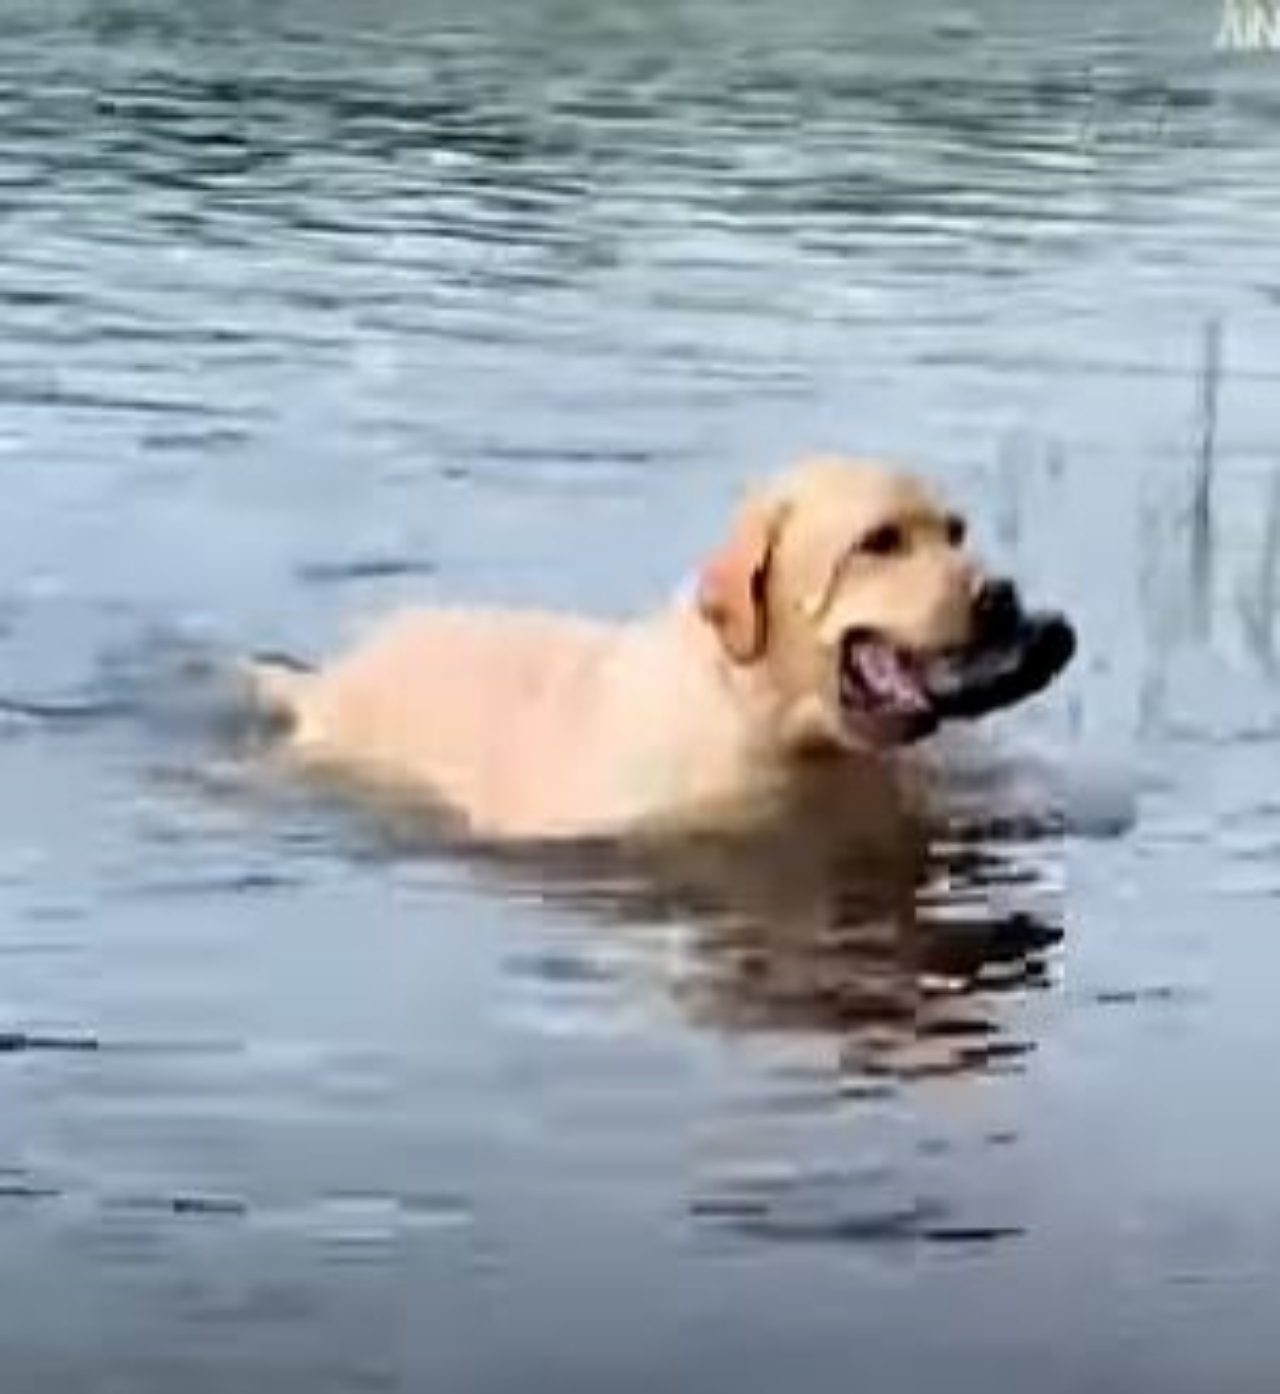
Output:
top-left (0, 0), bottom-right (1278, 1390)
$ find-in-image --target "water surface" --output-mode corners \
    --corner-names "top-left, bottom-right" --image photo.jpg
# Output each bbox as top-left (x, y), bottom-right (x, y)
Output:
top-left (1, 1), bottom-right (1279, 1390)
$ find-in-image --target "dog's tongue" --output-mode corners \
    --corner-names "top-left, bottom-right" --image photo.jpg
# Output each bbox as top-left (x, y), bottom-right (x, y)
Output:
top-left (854, 642), bottom-right (930, 714)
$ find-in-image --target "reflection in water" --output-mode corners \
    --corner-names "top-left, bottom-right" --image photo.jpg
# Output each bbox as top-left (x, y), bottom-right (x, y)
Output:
top-left (669, 836), bottom-right (1058, 1083)
top-left (389, 756), bottom-right (1074, 1256)
top-left (431, 752), bottom-right (1070, 1085)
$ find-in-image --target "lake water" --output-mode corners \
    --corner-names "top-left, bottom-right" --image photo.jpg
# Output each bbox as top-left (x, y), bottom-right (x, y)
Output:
top-left (2, 0), bottom-right (1279, 1389)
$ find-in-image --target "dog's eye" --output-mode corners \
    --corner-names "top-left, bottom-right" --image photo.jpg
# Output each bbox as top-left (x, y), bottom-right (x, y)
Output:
top-left (944, 514), bottom-right (967, 547)
top-left (860, 523), bottom-right (905, 557)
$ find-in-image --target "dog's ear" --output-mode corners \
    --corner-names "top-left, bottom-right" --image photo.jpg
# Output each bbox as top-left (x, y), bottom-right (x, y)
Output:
top-left (696, 494), bottom-right (789, 664)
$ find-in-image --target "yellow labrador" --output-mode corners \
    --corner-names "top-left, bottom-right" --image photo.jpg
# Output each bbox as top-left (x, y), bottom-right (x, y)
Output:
top-left (248, 455), bottom-right (1074, 842)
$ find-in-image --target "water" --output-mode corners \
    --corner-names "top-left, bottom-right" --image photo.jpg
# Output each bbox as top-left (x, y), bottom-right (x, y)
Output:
top-left (1, 0), bottom-right (1278, 1389)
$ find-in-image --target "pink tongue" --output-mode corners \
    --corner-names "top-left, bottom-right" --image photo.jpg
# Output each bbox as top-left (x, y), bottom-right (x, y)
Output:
top-left (859, 645), bottom-right (927, 711)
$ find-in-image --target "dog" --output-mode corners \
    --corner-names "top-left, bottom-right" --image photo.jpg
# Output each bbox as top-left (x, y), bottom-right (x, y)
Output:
top-left (247, 455), bottom-right (1075, 843)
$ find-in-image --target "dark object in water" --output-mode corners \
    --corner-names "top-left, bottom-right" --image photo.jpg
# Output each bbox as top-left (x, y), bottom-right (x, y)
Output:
top-left (839, 576), bottom-right (1076, 742)
top-left (923, 607), bottom-right (1076, 723)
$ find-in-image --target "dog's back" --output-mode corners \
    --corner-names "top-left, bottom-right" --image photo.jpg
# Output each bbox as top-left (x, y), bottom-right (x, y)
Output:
top-left (250, 607), bottom-right (629, 833)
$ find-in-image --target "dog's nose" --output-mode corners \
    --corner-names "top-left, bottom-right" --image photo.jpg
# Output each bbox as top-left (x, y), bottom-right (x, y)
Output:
top-left (972, 577), bottom-right (1022, 639)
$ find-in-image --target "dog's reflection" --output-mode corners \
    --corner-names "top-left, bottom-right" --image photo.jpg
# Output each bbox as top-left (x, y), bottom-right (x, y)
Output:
top-left (414, 761), bottom-right (1068, 1084)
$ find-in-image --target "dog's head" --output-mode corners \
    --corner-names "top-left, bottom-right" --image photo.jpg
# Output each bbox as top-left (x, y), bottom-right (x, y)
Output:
top-left (695, 456), bottom-right (1075, 752)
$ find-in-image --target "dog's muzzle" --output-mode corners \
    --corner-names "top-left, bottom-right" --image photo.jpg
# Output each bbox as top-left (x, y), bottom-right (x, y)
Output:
top-left (920, 578), bottom-right (1076, 721)
top-left (838, 578), bottom-right (1077, 741)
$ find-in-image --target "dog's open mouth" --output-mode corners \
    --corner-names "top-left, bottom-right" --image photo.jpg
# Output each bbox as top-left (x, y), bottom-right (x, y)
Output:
top-left (839, 636), bottom-right (935, 740)
top-left (839, 609), bottom-right (1076, 745)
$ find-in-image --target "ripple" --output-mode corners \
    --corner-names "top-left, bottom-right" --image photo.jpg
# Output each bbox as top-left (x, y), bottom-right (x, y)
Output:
top-left (691, 1166), bottom-right (1022, 1249)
